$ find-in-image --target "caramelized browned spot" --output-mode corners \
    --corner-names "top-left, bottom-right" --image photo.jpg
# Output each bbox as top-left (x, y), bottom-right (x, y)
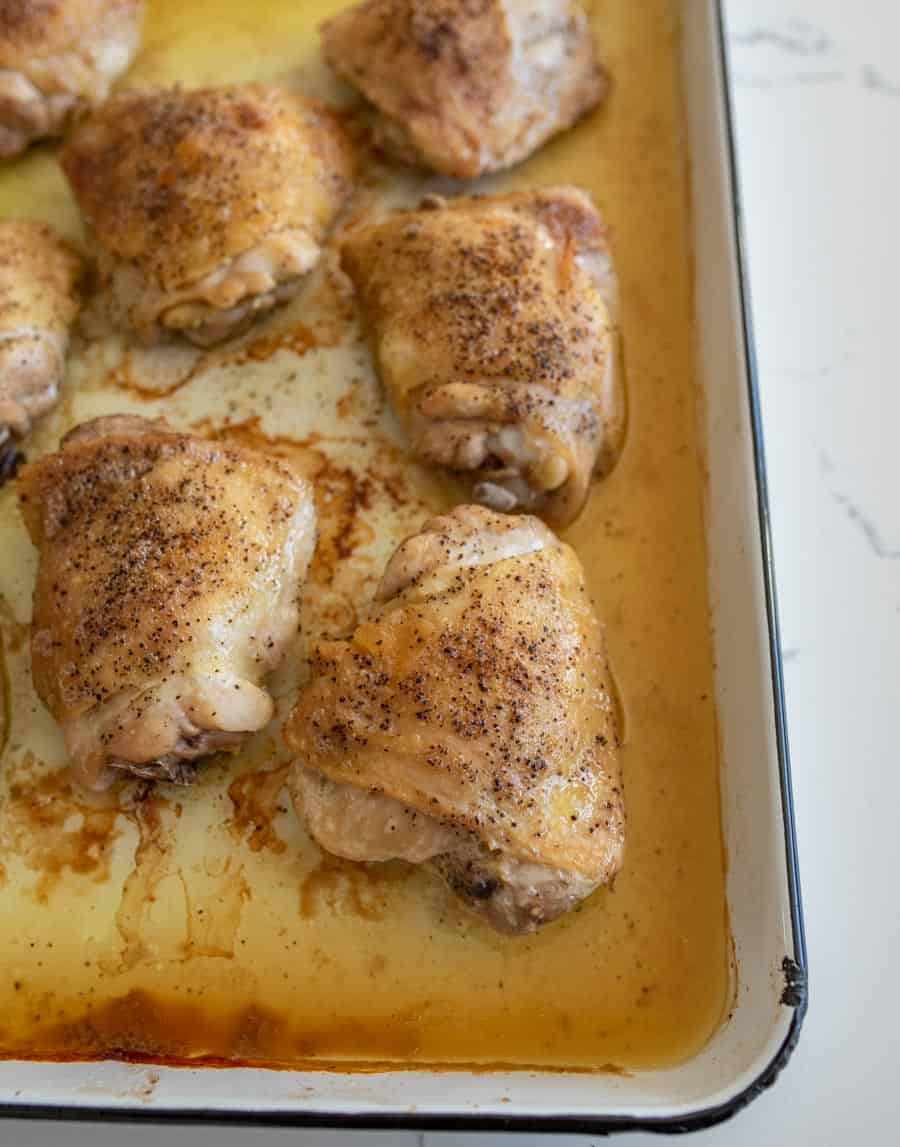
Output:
top-left (235, 321), bottom-right (323, 363)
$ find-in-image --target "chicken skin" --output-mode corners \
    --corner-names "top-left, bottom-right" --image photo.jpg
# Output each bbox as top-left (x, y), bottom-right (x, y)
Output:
top-left (0, 219), bottom-right (80, 469)
top-left (0, 0), bottom-right (144, 158)
top-left (61, 84), bottom-right (353, 346)
top-left (322, 0), bottom-right (604, 178)
top-left (287, 505), bottom-right (624, 933)
top-left (18, 414), bottom-right (316, 791)
top-left (341, 187), bottom-right (624, 528)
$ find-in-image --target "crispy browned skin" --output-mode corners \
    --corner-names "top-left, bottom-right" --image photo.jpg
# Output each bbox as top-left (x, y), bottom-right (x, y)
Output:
top-left (322, 0), bottom-right (604, 178)
top-left (18, 414), bottom-right (317, 790)
top-left (287, 505), bottom-right (624, 933)
top-left (61, 84), bottom-right (354, 344)
top-left (341, 187), bottom-right (624, 527)
top-left (0, 219), bottom-right (80, 461)
top-left (0, 0), bottom-right (144, 157)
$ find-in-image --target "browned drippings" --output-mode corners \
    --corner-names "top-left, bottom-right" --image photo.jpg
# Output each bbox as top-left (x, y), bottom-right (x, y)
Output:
top-left (185, 859), bottom-right (251, 960)
top-left (0, 608), bottom-right (13, 762)
top-left (17, 971), bottom-right (638, 1071)
top-left (299, 851), bottom-right (412, 921)
top-left (102, 347), bottom-right (207, 400)
top-left (197, 415), bottom-right (437, 605)
top-left (234, 321), bottom-right (323, 364)
top-left (96, 311), bottom-right (334, 401)
top-left (0, 594), bottom-right (27, 656)
top-left (33, 987), bottom-right (428, 1067)
top-left (216, 424), bottom-right (378, 589)
top-left (107, 786), bottom-right (183, 971)
top-left (227, 761), bottom-right (291, 855)
top-left (306, 460), bottom-right (377, 587)
top-left (1, 758), bottom-right (121, 902)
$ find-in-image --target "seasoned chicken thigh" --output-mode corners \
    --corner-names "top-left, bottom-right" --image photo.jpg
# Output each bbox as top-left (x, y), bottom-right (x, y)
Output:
top-left (61, 84), bottom-right (353, 345)
top-left (287, 505), bottom-right (624, 933)
top-left (0, 219), bottom-right (80, 468)
top-left (341, 187), bottom-right (624, 528)
top-left (322, 0), bottom-right (604, 178)
top-left (0, 0), bottom-right (144, 158)
top-left (18, 414), bottom-right (316, 790)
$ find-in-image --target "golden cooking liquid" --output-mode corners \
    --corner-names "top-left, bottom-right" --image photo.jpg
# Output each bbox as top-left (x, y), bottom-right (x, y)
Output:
top-left (0, 0), bottom-right (730, 1070)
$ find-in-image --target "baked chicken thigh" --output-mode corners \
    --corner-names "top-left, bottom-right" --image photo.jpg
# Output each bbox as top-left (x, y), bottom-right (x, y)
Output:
top-left (341, 187), bottom-right (623, 528)
top-left (61, 84), bottom-right (353, 345)
top-left (0, 0), bottom-right (144, 158)
top-left (322, 0), bottom-right (604, 178)
top-left (0, 219), bottom-right (80, 467)
top-left (18, 414), bottom-right (316, 790)
top-left (287, 505), bottom-right (624, 933)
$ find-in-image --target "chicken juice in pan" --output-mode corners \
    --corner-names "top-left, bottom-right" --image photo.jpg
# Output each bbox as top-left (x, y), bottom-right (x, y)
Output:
top-left (0, 0), bottom-right (729, 1071)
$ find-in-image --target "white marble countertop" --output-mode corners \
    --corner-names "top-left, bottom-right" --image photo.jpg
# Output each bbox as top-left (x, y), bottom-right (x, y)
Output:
top-left (3, 0), bottom-right (899, 1143)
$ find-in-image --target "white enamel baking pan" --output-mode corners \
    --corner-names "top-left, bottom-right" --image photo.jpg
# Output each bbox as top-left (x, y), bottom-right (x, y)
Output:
top-left (0, 0), bottom-right (806, 1133)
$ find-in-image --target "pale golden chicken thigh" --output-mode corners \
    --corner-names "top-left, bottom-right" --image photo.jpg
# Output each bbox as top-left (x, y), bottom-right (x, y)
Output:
top-left (18, 415), bottom-right (317, 790)
top-left (322, 0), bottom-right (604, 178)
top-left (61, 84), bottom-right (353, 345)
top-left (0, 0), bottom-right (144, 157)
top-left (341, 187), bottom-right (624, 528)
top-left (0, 219), bottom-right (80, 470)
top-left (287, 505), bottom-right (624, 933)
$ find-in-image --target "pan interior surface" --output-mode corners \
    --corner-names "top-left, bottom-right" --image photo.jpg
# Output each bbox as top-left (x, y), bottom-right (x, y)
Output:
top-left (0, 0), bottom-right (729, 1073)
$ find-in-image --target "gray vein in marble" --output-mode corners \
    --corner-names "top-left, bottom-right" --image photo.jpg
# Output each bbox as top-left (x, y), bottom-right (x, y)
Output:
top-left (769, 364), bottom-right (835, 381)
top-left (782, 648), bottom-right (800, 662)
top-left (819, 452), bottom-right (900, 560)
top-left (788, 70), bottom-right (845, 85)
top-left (861, 65), bottom-right (900, 96)
top-left (733, 70), bottom-right (846, 89)
top-left (730, 20), bottom-right (832, 56)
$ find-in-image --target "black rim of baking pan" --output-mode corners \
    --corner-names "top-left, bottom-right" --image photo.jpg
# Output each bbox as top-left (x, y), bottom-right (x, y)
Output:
top-left (0, 1), bottom-right (807, 1134)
